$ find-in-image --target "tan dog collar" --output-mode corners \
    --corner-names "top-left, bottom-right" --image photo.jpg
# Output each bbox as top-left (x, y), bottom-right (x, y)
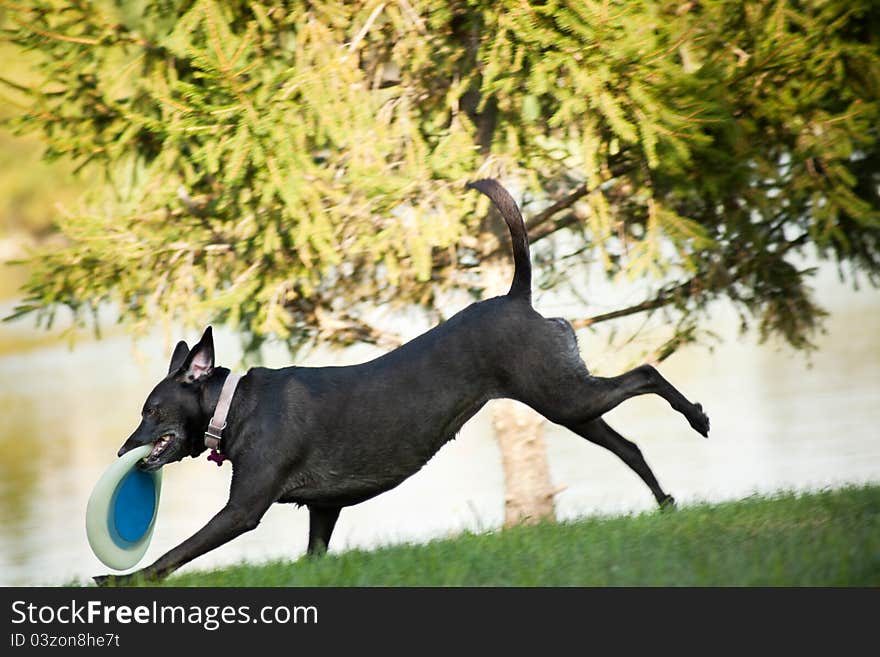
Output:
top-left (204, 372), bottom-right (242, 451)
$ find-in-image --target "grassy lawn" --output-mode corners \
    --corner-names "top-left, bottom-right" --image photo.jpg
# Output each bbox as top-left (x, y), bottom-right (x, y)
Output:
top-left (118, 485), bottom-right (879, 587)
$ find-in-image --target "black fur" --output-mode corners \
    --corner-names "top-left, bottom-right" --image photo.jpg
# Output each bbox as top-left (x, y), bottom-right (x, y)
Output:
top-left (95, 179), bottom-right (708, 585)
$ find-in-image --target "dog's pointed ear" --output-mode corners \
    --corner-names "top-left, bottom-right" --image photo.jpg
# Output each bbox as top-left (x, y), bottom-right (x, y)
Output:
top-left (168, 340), bottom-right (190, 375)
top-left (180, 327), bottom-right (215, 382)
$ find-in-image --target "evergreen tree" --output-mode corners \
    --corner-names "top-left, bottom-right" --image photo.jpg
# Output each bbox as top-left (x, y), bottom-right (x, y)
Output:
top-left (4, 0), bottom-right (878, 350)
top-left (3, 1), bottom-right (879, 519)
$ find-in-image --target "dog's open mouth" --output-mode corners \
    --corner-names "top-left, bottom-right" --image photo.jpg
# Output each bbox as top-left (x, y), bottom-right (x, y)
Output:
top-left (141, 433), bottom-right (177, 467)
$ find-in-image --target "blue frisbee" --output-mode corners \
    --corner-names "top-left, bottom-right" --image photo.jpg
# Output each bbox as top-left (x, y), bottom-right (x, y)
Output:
top-left (86, 445), bottom-right (162, 570)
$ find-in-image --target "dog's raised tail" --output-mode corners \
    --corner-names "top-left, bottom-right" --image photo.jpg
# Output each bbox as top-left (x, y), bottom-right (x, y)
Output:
top-left (466, 178), bottom-right (531, 300)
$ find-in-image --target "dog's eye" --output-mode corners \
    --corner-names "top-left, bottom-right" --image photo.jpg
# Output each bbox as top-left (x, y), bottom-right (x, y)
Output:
top-left (144, 407), bottom-right (160, 419)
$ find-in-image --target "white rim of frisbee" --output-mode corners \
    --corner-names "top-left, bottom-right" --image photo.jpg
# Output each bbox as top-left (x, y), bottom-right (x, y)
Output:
top-left (86, 444), bottom-right (162, 571)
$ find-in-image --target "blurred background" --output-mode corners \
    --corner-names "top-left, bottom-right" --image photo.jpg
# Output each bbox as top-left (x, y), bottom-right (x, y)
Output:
top-left (1, 2), bottom-right (879, 585)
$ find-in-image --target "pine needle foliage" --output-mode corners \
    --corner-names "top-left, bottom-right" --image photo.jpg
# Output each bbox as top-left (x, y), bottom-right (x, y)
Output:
top-left (2, 0), bottom-right (878, 354)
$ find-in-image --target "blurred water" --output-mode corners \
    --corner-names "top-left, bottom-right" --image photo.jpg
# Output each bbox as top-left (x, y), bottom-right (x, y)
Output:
top-left (1, 265), bottom-right (878, 585)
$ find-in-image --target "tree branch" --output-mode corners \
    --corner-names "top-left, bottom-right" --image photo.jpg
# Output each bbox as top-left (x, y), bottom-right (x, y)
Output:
top-left (523, 183), bottom-right (592, 232)
top-left (0, 75), bottom-right (33, 95)
top-left (524, 156), bottom-right (636, 233)
top-left (570, 280), bottom-right (692, 329)
top-left (313, 306), bottom-right (403, 350)
top-left (529, 210), bottom-right (579, 244)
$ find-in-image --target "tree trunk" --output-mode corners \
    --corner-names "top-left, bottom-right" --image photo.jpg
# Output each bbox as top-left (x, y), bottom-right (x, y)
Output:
top-left (491, 399), bottom-right (556, 526)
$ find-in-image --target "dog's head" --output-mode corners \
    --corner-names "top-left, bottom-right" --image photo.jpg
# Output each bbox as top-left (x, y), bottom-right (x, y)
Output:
top-left (118, 327), bottom-right (219, 471)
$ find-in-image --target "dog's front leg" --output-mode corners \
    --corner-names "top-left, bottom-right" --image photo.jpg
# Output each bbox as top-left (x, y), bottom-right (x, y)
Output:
top-left (94, 467), bottom-right (278, 586)
top-left (94, 500), bottom-right (270, 586)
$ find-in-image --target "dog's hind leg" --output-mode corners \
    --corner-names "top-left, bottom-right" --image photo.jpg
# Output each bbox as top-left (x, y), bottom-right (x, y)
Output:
top-left (528, 364), bottom-right (709, 438)
top-left (584, 365), bottom-right (710, 437)
top-left (307, 505), bottom-right (341, 556)
top-left (565, 418), bottom-right (675, 509)
top-left (510, 318), bottom-right (708, 437)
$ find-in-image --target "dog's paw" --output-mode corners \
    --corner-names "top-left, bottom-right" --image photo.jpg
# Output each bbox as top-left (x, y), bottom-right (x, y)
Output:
top-left (93, 574), bottom-right (113, 587)
top-left (93, 574), bottom-right (133, 587)
top-left (659, 495), bottom-right (677, 512)
top-left (687, 402), bottom-right (710, 437)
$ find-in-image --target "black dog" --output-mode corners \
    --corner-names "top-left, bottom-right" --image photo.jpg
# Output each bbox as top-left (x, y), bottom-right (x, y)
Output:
top-left (95, 179), bottom-right (708, 585)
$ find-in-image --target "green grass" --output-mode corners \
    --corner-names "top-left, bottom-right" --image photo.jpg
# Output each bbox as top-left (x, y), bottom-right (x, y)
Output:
top-left (132, 486), bottom-right (880, 587)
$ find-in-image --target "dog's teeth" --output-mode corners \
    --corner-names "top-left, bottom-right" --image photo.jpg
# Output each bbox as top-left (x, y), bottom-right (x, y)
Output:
top-left (149, 435), bottom-right (173, 458)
